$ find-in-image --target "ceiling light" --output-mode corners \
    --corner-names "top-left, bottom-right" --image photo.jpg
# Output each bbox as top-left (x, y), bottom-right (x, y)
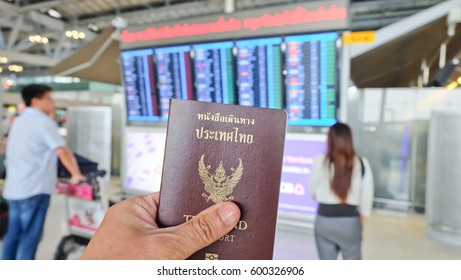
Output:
top-left (112, 16), bottom-right (127, 29)
top-left (446, 81), bottom-right (458, 90)
top-left (0, 56), bottom-right (8, 63)
top-left (8, 64), bottom-right (24, 73)
top-left (0, 68), bottom-right (2, 74)
top-left (88, 23), bottom-right (99, 32)
top-left (66, 30), bottom-right (86, 40)
top-left (48, 9), bottom-right (62, 19)
top-left (29, 35), bottom-right (49, 44)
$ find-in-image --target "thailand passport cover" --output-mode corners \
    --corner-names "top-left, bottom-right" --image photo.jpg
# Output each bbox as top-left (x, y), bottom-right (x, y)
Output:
top-left (158, 99), bottom-right (287, 260)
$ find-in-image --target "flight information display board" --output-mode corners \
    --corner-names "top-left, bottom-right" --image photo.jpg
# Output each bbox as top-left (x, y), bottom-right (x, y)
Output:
top-left (121, 32), bottom-right (340, 126)
top-left (121, 49), bottom-right (160, 122)
top-left (285, 32), bottom-right (338, 126)
top-left (236, 37), bottom-right (283, 109)
top-left (155, 45), bottom-right (193, 120)
top-left (192, 41), bottom-right (235, 104)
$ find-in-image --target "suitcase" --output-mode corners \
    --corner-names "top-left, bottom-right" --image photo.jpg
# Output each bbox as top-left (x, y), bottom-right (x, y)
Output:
top-left (58, 153), bottom-right (99, 178)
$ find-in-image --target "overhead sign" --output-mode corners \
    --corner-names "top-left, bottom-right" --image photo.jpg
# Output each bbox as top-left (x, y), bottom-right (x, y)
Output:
top-left (342, 31), bottom-right (376, 45)
top-left (121, 0), bottom-right (349, 48)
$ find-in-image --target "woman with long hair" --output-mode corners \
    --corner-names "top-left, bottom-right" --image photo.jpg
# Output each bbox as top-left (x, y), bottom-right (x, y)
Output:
top-left (309, 122), bottom-right (374, 260)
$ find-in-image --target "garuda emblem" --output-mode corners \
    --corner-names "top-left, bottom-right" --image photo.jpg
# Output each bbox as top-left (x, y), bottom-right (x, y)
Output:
top-left (198, 154), bottom-right (243, 204)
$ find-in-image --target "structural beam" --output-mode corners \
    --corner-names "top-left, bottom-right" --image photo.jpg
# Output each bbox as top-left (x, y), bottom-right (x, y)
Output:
top-left (29, 11), bottom-right (64, 31)
top-left (19, 0), bottom-right (81, 13)
top-left (351, 0), bottom-right (461, 58)
top-left (0, 15), bottom-right (33, 32)
top-left (7, 15), bottom-right (23, 50)
top-left (53, 33), bottom-right (66, 59)
top-left (224, 0), bottom-right (235, 13)
top-left (79, 1), bottom-right (207, 28)
top-left (0, 1), bottom-right (19, 13)
top-left (0, 29), bottom-right (5, 49)
top-left (0, 0), bottom-right (80, 14)
top-left (0, 50), bottom-right (59, 67)
top-left (12, 37), bottom-right (33, 52)
top-left (43, 43), bottom-right (53, 57)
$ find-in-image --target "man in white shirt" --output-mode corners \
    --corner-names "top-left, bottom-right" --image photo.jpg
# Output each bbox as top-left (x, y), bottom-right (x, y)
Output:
top-left (1, 84), bottom-right (85, 260)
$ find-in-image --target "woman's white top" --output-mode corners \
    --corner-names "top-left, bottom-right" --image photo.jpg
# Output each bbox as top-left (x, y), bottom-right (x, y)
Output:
top-left (308, 154), bottom-right (374, 217)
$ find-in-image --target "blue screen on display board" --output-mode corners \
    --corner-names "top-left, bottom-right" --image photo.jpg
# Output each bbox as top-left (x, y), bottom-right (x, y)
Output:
top-left (284, 32), bottom-right (338, 126)
top-left (235, 37), bottom-right (284, 109)
top-left (192, 41), bottom-right (236, 104)
top-left (155, 45), bottom-right (194, 121)
top-left (121, 49), bottom-right (161, 122)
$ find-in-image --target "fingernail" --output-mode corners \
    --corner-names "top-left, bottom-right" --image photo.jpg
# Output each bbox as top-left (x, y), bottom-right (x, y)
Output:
top-left (218, 203), bottom-right (240, 227)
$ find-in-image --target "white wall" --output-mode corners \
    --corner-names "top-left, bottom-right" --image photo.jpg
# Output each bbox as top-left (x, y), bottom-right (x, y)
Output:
top-left (358, 88), bottom-right (461, 123)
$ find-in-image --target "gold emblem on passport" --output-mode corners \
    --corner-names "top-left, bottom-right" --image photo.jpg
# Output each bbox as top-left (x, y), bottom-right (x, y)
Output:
top-left (205, 253), bottom-right (219, 260)
top-left (198, 154), bottom-right (243, 204)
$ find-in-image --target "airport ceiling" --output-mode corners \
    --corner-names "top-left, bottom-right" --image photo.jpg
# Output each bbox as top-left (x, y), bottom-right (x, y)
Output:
top-left (351, 16), bottom-right (461, 88)
top-left (0, 0), bottom-right (451, 87)
top-left (350, 0), bottom-right (461, 88)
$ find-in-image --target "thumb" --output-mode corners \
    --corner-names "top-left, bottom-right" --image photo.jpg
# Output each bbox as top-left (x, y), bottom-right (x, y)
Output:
top-left (173, 202), bottom-right (240, 258)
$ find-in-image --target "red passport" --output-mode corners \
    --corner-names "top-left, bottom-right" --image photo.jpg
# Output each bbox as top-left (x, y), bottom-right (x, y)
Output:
top-left (158, 99), bottom-right (287, 260)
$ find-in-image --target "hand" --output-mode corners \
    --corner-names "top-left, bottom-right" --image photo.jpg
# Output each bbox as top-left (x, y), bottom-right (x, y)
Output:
top-left (80, 192), bottom-right (241, 259)
top-left (70, 174), bottom-right (86, 184)
top-left (359, 215), bottom-right (365, 224)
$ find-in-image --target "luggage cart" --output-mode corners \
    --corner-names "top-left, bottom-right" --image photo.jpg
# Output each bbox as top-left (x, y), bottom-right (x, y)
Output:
top-left (54, 154), bottom-right (110, 260)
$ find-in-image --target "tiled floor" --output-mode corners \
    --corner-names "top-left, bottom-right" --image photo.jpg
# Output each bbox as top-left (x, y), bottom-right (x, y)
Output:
top-left (273, 210), bottom-right (461, 260)
top-left (1, 184), bottom-right (461, 260)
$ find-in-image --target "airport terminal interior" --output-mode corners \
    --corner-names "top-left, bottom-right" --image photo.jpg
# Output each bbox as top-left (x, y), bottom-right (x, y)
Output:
top-left (1, 0), bottom-right (461, 260)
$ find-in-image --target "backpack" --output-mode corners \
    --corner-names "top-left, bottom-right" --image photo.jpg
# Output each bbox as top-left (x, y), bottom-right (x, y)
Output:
top-left (327, 157), bottom-right (365, 177)
top-left (0, 196), bottom-right (8, 239)
top-left (358, 157), bottom-right (365, 178)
